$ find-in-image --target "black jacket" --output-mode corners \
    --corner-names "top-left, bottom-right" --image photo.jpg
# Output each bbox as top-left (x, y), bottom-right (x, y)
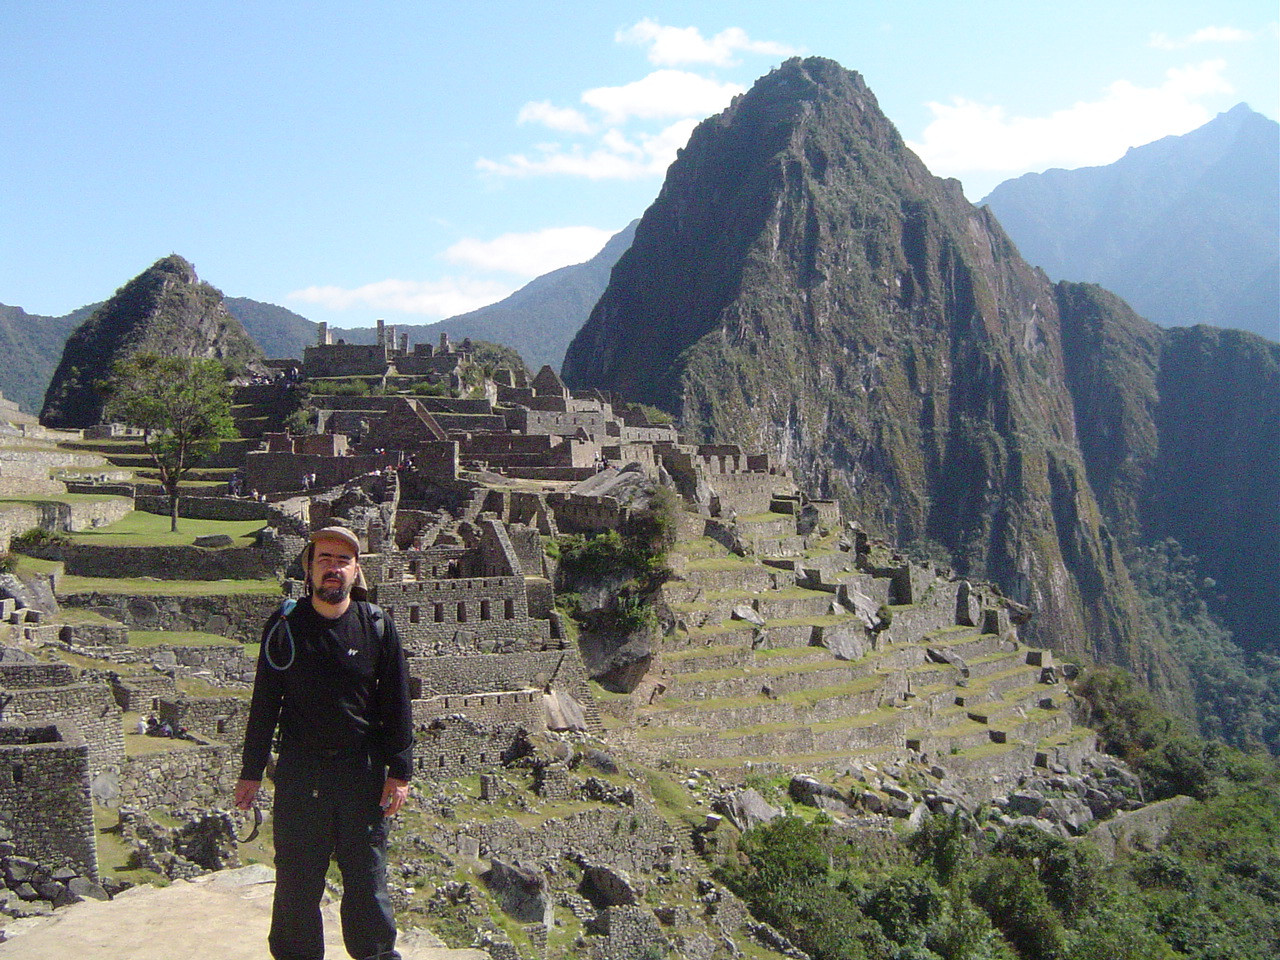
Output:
top-left (240, 598), bottom-right (414, 782)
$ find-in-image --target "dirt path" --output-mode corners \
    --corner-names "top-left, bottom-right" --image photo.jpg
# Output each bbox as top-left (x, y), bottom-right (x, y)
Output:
top-left (0, 866), bottom-right (488, 960)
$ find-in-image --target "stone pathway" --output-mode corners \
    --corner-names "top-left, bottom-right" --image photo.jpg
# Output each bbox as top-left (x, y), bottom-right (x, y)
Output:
top-left (0, 866), bottom-right (488, 960)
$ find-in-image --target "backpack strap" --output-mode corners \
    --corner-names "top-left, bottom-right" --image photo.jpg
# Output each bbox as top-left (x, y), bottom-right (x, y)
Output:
top-left (264, 598), bottom-right (298, 670)
top-left (364, 601), bottom-right (386, 642)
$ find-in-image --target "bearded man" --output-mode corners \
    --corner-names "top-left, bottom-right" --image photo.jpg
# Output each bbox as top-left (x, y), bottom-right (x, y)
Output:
top-left (236, 526), bottom-right (413, 960)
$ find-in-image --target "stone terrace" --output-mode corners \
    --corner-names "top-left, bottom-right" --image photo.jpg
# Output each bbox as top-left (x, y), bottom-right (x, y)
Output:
top-left (606, 513), bottom-right (1074, 793)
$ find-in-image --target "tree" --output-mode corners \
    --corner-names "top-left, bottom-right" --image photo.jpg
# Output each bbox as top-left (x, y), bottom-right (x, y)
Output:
top-left (102, 353), bottom-right (237, 531)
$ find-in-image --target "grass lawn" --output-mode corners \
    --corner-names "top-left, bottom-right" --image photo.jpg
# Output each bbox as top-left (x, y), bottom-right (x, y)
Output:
top-left (66, 510), bottom-right (264, 547)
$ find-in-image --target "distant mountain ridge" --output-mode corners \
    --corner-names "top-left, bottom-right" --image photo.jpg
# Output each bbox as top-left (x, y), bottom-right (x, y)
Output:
top-left (981, 103), bottom-right (1279, 341)
top-left (0, 303), bottom-right (99, 414)
top-left (322, 221), bottom-right (638, 371)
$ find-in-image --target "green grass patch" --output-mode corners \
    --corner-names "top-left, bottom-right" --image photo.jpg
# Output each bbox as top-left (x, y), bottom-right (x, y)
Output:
top-left (66, 511), bottom-right (264, 546)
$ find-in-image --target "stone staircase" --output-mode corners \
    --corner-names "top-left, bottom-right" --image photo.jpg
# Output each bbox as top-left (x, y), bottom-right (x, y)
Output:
top-left (609, 520), bottom-right (1074, 781)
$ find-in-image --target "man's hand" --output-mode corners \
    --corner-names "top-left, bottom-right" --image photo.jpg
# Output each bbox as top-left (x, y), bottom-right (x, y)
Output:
top-left (380, 777), bottom-right (409, 816)
top-left (234, 778), bottom-right (261, 811)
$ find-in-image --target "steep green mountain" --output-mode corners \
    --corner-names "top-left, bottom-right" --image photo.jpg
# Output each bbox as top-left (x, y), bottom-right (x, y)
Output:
top-left (0, 302), bottom-right (98, 414)
top-left (223, 297), bottom-right (317, 360)
top-left (328, 220), bottom-right (637, 371)
top-left (40, 255), bottom-right (267, 428)
top-left (981, 104), bottom-right (1279, 342)
top-left (561, 56), bottom-right (1270, 704)
top-left (1055, 282), bottom-right (1280, 658)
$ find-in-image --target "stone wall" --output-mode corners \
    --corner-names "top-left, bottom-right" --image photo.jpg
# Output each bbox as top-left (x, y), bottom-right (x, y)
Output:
top-left (709, 473), bottom-right (795, 518)
top-left (0, 684), bottom-right (123, 774)
top-left (413, 690), bottom-right (543, 730)
top-left (117, 742), bottom-right (237, 808)
top-left (46, 544), bottom-right (279, 581)
top-left (0, 496), bottom-right (132, 544)
top-left (132, 495), bottom-right (271, 521)
top-left (505, 408), bottom-right (610, 438)
top-left (303, 342), bottom-right (390, 378)
top-left (242, 450), bottom-right (398, 496)
top-left (0, 662), bottom-right (77, 689)
top-left (0, 722), bottom-right (97, 877)
top-left (547, 493), bottom-right (628, 535)
top-left (158, 695), bottom-right (250, 744)
top-left (470, 799), bottom-right (679, 877)
top-left (60, 593), bottom-right (281, 644)
top-left (412, 716), bottom-right (528, 780)
top-left (376, 577), bottom-right (536, 651)
top-left (110, 673), bottom-right (177, 712)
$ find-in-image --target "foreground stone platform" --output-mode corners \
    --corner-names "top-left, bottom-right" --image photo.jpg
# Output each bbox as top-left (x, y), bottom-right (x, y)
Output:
top-left (0, 866), bottom-right (488, 960)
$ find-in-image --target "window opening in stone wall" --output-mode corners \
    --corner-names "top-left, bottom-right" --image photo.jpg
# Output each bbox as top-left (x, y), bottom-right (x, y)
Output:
top-left (480, 600), bottom-right (491, 621)
top-left (504, 599), bottom-right (515, 619)
top-left (12, 765), bottom-right (22, 785)
top-left (457, 602), bottom-right (467, 623)
top-left (434, 603), bottom-right (444, 623)
top-left (410, 605), bottom-right (421, 624)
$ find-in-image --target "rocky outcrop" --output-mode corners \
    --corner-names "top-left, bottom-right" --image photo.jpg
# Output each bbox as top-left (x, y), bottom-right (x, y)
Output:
top-left (40, 255), bottom-right (265, 429)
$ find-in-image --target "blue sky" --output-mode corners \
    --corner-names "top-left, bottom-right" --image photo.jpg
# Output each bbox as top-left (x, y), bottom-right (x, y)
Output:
top-left (4, 2), bottom-right (1276, 329)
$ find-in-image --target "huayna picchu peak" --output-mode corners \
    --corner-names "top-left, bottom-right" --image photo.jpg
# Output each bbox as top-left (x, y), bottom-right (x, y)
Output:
top-left (563, 56), bottom-right (1280, 699)
top-left (40, 255), bottom-right (266, 429)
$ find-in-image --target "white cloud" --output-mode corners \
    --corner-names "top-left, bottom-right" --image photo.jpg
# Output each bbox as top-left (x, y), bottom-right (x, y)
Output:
top-left (444, 226), bottom-right (615, 277)
top-left (617, 18), bottom-right (797, 67)
top-left (1150, 26), bottom-right (1251, 50)
top-left (908, 60), bottom-right (1234, 192)
top-left (477, 118), bottom-right (699, 180)
top-left (479, 20), bottom-right (794, 181)
top-left (582, 70), bottom-right (743, 125)
top-left (287, 277), bottom-right (514, 318)
top-left (518, 101), bottom-right (592, 134)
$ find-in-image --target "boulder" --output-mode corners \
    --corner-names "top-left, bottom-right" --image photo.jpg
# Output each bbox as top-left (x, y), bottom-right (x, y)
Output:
top-left (956, 580), bottom-right (982, 627)
top-left (543, 690), bottom-right (588, 732)
top-left (813, 621), bottom-right (870, 661)
top-left (579, 862), bottom-right (643, 908)
top-left (482, 858), bottom-right (552, 926)
top-left (788, 776), bottom-right (855, 816)
top-left (716, 788), bottom-right (782, 832)
top-left (730, 605), bottom-right (765, 627)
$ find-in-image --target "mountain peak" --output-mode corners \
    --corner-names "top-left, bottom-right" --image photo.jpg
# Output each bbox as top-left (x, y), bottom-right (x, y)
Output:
top-left (40, 256), bottom-right (266, 428)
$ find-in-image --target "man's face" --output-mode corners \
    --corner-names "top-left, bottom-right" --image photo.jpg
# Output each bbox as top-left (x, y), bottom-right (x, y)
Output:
top-left (310, 537), bottom-right (358, 605)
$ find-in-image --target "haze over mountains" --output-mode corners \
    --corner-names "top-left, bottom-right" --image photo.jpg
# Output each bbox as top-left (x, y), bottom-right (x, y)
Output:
top-left (982, 103), bottom-right (1279, 342)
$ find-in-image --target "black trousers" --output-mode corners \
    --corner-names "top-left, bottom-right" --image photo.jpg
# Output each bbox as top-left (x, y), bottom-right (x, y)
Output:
top-left (270, 748), bottom-right (401, 960)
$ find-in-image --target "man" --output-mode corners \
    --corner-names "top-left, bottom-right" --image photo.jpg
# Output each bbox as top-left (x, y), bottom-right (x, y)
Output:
top-left (235, 526), bottom-right (413, 960)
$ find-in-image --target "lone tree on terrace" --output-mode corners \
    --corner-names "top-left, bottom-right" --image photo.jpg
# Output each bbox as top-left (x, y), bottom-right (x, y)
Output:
top-left (103, 353), bottom-right (237, 531)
